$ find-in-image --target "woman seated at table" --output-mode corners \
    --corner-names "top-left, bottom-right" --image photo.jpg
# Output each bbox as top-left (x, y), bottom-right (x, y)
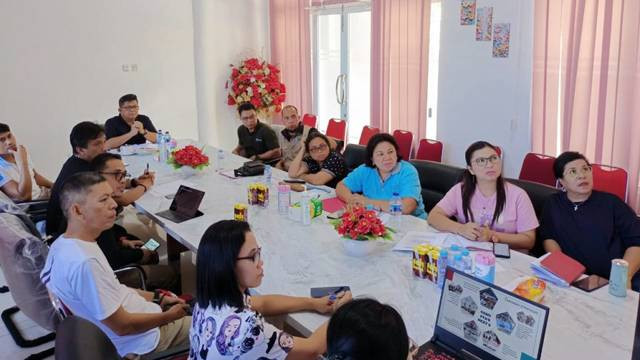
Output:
top-left (336, 133), bottom-right (426, 219)
top-left (427, 141), bottom-right (538, 250)
top-left (287, 132), bottom-right (348, 188)
top-left (190, 220), bottom-right (351, 360)
top-left (326, 298), bottom-right (410, 360)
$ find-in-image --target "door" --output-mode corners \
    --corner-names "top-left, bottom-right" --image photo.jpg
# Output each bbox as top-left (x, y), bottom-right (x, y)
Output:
top-left (313, 4), bottom-right (371, 144)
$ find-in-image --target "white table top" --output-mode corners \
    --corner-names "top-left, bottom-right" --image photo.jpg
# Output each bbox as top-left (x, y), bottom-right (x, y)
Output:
top-left (127, 141), bottom-right (638, 360)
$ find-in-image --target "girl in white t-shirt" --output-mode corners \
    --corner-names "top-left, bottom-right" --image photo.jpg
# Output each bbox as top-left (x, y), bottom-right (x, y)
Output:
top-left (189, 220), bottom-right (351, 360)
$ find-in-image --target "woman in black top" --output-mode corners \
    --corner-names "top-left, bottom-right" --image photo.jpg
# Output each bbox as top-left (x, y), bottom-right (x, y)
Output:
top-left (288, 132), bottom-right (348, 188)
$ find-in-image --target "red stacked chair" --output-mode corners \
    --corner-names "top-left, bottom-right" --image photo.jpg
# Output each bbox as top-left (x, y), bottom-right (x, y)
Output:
top-left (359, 126), bottom-right (380, 146)
top-left (592, 164), bottom-right (628, 201)
top-left (392, 130), bottom-right (413, 161)
top-left (415, 139), bottom-right (443, 162)
top-left (518, 153), bottom-right (557, 187)
top-left (326, 118), bottom-right (347, 143)
top-left (302, 114), bottom-right (317, 128)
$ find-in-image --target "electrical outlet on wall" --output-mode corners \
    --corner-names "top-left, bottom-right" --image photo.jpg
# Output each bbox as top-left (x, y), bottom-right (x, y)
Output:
top-left (131, 64), bottom-right (138, 72)
top-left (122, 64), bottom-right (130, 72)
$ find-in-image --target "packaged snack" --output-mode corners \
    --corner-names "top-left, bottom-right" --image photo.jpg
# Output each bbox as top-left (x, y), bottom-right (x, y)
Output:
top-left (513, 277), bottom-right (546, 302)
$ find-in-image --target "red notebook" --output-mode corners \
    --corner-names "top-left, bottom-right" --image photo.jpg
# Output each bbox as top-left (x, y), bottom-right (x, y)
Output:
top-left (540, 251), bottom-right (586, 284)
top-left (322, 197), bottom-right (346, 213)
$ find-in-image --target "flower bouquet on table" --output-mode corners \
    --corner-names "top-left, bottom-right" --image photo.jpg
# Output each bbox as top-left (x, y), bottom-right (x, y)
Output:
top-left (330, 206), bottom-right (394, 257)
top-left (226, 57), bottom-right (286, 119)
top-left (168, 145), bottom-right (210, 175)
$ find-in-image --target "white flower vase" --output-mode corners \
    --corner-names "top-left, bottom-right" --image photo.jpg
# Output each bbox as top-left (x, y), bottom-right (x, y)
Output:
top-left (341, 237), bottom-right (378, 257)
top-left (180, 166), bottom-right (198, 177)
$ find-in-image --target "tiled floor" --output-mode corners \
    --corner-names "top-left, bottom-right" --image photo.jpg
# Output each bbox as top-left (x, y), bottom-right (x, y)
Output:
top-left (0, 269), bottom-right (55, 359)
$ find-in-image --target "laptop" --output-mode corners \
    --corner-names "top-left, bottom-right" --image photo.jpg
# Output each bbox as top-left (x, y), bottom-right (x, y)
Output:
top-left (155, 185), bottom-right (205, 223)
top-left (416, 268), bottom-right (550, 360)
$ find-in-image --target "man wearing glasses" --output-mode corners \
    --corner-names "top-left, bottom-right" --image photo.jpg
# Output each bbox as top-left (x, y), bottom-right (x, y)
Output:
top-left (105, 94), bottom-right (158, 150)
top-left (232, 102), bottom-right (281, 165)
top-left (91, 153), bottom-right (179, 293)
top-left (540, 151), bottom-right (640, 291)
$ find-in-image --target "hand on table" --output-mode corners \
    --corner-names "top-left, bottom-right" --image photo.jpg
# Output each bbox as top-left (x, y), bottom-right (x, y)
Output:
top-left (312, 290), bottom-right (352, 314)
top-left (457, 222), bottom-right (481, 241)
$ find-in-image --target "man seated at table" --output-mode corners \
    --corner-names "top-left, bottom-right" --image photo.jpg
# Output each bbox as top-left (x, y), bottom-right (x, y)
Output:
top-left (91, 153), bottom-right (179, 293)
top-left (41, 172), bottom-right (190, 357)
top-left (0, 122), bottom-right (52, 201)
top-left (46, 121), bottom-right (107, 237)
top-left (275, 105), bottom-right (336, 171)
top-left (540, 151), bottom-right (640, 290)
top-left (105, 94), bottom-right (158, 150)
top-left (232, 102), bottom-right (281, 165)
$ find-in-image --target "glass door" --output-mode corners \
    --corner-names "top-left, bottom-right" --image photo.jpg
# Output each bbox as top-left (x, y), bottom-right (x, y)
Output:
top-left (313, 4), bottom-right (370, 143)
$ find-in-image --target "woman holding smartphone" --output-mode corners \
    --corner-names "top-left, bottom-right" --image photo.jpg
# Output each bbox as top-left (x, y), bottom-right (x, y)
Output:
top-left (427, 141), bottom-right (539, 250)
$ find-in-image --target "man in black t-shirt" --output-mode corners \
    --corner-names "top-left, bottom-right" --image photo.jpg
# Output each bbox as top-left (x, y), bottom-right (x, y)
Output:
top-left (104, 94), bottom-right (158, 150)
top-left (232, 102), bottom-right (280, 165)
top-left (46, 122), bottom-right (106, 236)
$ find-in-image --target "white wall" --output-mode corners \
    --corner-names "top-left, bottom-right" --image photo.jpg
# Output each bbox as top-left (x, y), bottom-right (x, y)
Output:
top-left (436, 0), bottom-right (533, 177)
top-left (0, 0), bottom-right (198, 178)
top-left (192, 0), bottom-right (270, 151)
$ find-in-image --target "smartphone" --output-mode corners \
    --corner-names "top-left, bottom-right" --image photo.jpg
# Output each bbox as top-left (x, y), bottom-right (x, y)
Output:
top-left (310, 286), bottom-right (350, 298)
top-left (284, 179), bottom-right (306, 184)
top-left (493, 243), bottom-right (511, 258)
top-left (143, 238), bottom-right (161, 251)
top-left (572, 275), bottom-right (609, 292)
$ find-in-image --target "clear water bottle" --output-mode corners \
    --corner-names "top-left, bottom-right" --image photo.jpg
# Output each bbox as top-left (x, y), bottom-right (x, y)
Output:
top-left (462, 249), bottom-right (473, 274)
top-left (163, 131), bottom-right (172, 160)
top-left (453, 254), bottom-right (464, 271)
top-left (264, 165), bottom-right (272, 185)
top-left (301, 191), bottom-right (312, 226)
top-left (389, 192), bottom-right (402, 228)
top-left (157, 130), bottom-right (166, 162)
top-left (437, 249), bottom-right (448, 289)
top-left (216, 149), bottom-right (225, 171)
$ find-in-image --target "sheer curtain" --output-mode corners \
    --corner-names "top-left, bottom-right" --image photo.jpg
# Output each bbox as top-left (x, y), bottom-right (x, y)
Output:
top-left (371, 0), bottom-right (430, 141)
top-left (269, 0), bottom-right (313, 122)
top-left (532, 0), bottom-right (640, 209)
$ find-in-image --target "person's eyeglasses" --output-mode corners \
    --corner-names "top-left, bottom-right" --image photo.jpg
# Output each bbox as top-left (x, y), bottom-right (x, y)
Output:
top-left (564, 165), bottom-right (592, 178)
top-left (100, 171), bottom-right (130, 182)
top-left (236, 247), bottom-right (262, 263)
top-left (309, 143), bottom-right (328, 153)
top-left (240, 114), bottom-right (257, 122)
top-left (121, 105), bottom-right (139, 111)
top-left (472, 155), bottom-right (500, 167)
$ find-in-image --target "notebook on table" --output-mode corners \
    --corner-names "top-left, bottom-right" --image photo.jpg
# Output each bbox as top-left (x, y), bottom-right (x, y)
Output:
top-left (416, 268), bottom-right (550, 360)
top-left (155, 185), bottom-right (205, 223)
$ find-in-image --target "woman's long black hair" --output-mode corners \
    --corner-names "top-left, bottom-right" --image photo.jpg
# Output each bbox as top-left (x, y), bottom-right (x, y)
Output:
top-left (461, 141), bottom-right (505, 227)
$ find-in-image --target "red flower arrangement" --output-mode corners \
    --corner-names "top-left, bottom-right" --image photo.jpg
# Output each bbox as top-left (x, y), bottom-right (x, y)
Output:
top-left (330, 206), bottom-right (394, 241)
top-left (226, 57), bottom-right (286, 116)
top-left (168, 145), bottom-right (209, 170)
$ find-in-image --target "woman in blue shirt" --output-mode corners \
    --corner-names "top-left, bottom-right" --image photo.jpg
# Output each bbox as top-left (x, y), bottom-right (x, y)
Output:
top-left (336, 133), bottom-right (426, 218)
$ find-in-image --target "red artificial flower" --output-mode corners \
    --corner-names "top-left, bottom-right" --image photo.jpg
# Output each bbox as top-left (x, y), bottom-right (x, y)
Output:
top-left (227, 95), bottom-right (236, 105)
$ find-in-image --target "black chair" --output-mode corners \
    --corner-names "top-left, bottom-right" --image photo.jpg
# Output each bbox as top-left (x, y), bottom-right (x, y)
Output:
top-left (506, 178), bottom-right (560, 257)
top-left (410, 159), bottom-right (465, 213)
top-left (343, 144), bottom-right (367, 172)
top-left (55, 316), bottom-right (190, 360)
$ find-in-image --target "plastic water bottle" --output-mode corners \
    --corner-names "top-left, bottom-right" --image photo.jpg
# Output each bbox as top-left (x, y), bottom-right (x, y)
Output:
top-left (216, 149), bottom-right (225, 171)
top-left (157, 130), bottom-right (166, 162)
top-left (163, 131), bottom-right (172, 160)
top-left (301, 191), bottom-right (312, 226)
top-left (390, 192), bottom-right (402, 228)
top-left (437, 249), bottom-right (448, 289)
top-left (264, 165), bottom-right (272, 185)
top-left (453, 254), bottom-right (464, 271)
top-left (461, 249), bottom-right (473, 274)
top-left (277, 184), bottom-right (291, 215)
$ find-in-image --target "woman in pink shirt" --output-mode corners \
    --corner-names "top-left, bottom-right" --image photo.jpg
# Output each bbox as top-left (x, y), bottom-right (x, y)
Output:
top-left (427, 141), bottom-right (538, 250)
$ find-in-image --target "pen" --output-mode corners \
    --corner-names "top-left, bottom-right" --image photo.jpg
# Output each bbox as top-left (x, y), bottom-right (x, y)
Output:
top-left (145, 163), bottom-right (149, 175)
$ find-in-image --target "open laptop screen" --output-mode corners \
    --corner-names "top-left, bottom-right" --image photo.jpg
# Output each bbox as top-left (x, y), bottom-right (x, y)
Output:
top-left (435, 268), bottom-right (549, 360)
top-left (170, 185), bottom-right (205, 217)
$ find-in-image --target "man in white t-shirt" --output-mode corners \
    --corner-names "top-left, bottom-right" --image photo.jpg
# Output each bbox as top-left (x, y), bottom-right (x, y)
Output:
top-left (40, 172), bottom-right (191, 357)
top-left (0, 123), bottom-right (52, 201)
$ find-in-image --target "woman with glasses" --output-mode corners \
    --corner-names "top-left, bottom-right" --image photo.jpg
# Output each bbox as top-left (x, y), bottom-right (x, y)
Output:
top-left (336, 133), bottom-right (427, 218)
top-left (288, 132), bottom-right (347, 188)
top-left (190, 220), bottom-right (352, 360)
top-left (540, 152), bottom-right (640, 290)
top-left (428, 141), bottom-right (538, 250)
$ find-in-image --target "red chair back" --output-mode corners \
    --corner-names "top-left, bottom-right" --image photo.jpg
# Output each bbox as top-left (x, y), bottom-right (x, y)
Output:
top-left (326, 118), bottom-right (347, 142)
top-left (592, 164), bottom-right (628, 201)
top-left (359, 126), bottom-right (380, 146)
top-left (392, 129), bottom-right (413, 161)
top-left (302, 114), bottom-right (317, 128)
top-left (518, 153), bottom-right (557, 187)
top-left (494, 146), bottom-right (502, 157)
top-left (415, 139), bottom-right (443, 162)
